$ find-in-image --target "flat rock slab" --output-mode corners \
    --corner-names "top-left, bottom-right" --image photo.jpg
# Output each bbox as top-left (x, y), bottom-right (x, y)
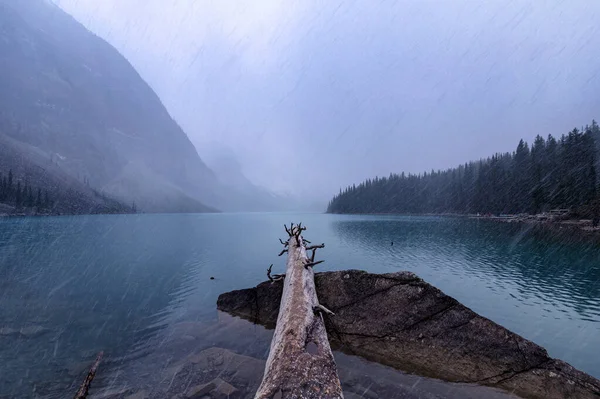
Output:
top-left (217, 270), bottom-right (600, 399)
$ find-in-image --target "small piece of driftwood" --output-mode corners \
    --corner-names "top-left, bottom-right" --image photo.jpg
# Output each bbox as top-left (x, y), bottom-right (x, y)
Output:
top-left (73, 351), bottom-right (103, 399)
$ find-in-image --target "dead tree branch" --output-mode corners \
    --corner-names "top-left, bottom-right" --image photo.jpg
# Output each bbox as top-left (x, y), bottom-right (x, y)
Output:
top-left (314, 304), bottom-right (335, 316)
top-left (267, 264), bottom-right (285, 282)
top-left (304, 260), bottom-right (324, 269)
top-left (305, 244), bottom-right (324, 262)
top-left (279, 238), bottom-right (289, 247)
top-left (73, 351), bottom-right (103, 399)
top-left (278, 248), bottom-right (288, 257)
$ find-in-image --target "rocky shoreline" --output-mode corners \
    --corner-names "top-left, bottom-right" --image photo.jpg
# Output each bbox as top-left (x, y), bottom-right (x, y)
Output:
top-left (23, 314), bottom-right (519, 399)
top-left (217, 270), bottom-right (600, 399)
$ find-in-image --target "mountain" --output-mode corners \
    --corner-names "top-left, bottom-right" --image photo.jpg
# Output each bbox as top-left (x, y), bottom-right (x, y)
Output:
top-left (198, 143), bottom-right (288, 212)
top-left (0, 0), bottom-right (218, 213)
top-left (199, 142), bottom-right (330, 212)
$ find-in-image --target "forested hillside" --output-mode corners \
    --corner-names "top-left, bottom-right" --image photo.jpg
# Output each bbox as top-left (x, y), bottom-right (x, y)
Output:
top-left (328, 121), bottom-right (600, 215)
top-left (0, 169), bottom-right (132, 215)
top-left (0, 169), bottom-right (51, 214)
top-left (0, 0), bottom-right (218, 214)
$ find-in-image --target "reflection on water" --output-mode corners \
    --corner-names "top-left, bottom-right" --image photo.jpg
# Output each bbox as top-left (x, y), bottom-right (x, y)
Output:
top-left (331, 216), bottom-right (600, 376)
top-left (0, 213), bottom-right (598, 397)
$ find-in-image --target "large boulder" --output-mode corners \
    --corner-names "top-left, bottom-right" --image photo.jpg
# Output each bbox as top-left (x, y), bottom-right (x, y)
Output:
top-left (217, 270), bottom-right (600, 399)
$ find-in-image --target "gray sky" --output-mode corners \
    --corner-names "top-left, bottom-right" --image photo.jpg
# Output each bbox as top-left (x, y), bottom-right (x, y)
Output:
top-left (53, 0), bottom-right (600, 201)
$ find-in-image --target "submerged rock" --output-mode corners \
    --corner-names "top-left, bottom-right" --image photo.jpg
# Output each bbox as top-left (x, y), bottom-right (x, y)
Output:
top-left (162, 347), bottom-right (264, 399)
top-left (19, 325), bottom-right (50, 338)
top-left (0, 327), bottom-right (19, 336)
top-left (217, 270), bottom-right (600, 399)
top-left (158, 346), bottom-right (513, 399)
top-left (0, 325), bottom-right (50, 338)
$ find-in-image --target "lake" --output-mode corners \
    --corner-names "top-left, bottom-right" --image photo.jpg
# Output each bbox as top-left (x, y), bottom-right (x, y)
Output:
top-left (1, 213), bottom-right (599, 398)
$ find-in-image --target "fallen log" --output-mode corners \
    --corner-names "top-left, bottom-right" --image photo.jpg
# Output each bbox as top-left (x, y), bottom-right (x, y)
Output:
top-left (255, 224), bottom-right (343, 399)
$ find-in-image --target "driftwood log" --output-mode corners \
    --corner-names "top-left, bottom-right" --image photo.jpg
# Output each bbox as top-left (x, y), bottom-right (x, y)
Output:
top-left (255, 224), bottom-right (343, 399)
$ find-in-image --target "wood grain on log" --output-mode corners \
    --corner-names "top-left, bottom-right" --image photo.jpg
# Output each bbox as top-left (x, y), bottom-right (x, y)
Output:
top-left (255, 226), bottom-right (343, 399)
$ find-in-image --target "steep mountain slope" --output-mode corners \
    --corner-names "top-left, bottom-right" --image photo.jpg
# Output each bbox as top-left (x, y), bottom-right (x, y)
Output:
top-left (0, 0), bottom-right (218, 213)
top-left (199, 143), bottom-right (288, 212)
top-left (0, 133), bottom-right (130, 215)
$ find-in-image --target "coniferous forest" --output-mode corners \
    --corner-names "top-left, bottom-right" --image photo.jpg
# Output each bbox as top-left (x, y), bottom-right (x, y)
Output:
top-left (327, 121), bottom-right (600, 215)
top-left (0, 170), bottom-right (53, 213)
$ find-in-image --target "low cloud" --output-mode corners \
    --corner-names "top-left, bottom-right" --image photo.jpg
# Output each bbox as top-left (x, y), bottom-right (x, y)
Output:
top-left (54, 0), bottom-right (600, 200)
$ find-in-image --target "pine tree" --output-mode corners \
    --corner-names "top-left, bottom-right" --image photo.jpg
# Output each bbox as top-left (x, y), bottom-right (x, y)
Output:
top-left (15, 181), bottom-right (22, 208)
top-left (36, 188), bottom-right (42, 208)
top-left (8, 169), bottom-right (13, 193)
top-left (531, 135), bottom-right (546, 212)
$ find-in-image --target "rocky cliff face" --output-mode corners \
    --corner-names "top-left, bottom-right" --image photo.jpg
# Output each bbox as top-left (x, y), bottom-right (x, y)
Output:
top-left (0, 0), bottom-right (218, 213)
top-left (217, 270), bottom-right (600, 399)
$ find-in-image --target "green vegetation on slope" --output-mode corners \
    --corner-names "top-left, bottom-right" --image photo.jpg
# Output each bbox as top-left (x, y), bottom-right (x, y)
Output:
top-left (0, 169), bottom-right (52, 213)
top-left (0, 168), bottom-right (134, 216)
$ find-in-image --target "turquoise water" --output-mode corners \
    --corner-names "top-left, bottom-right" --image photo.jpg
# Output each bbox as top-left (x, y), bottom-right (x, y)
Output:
top-left (1, 213), bottom-right (599, 397)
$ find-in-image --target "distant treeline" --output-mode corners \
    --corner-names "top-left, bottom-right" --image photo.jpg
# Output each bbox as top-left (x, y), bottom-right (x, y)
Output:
top-left (328, 121), bottom-right (600, 215)
top-left (0, 170), bottom-right (53, 211)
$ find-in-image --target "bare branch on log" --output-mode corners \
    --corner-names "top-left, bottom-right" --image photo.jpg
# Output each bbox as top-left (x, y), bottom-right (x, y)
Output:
top-left (284, 224), bottom-right (292, 237)
top-left (278, 248), bottom-right (288, 257)
top-left (267, 264), bottom-right (285, 282)
top-left (303, 238), bottom-right (311, 245)
top-left (304, 260), bottom-right (324, 269)
top-left (73, 351), bottom-right (103, 399)
top-left (279, 238), bottom-right (289, 247)
top-left (314, 304), bottom-right (335, 316)
top-left (305, 244), bottom-right (324, 262)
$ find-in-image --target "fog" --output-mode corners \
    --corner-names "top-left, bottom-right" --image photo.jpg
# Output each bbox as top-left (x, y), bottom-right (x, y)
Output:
top-left (53, 0), bottom-right (600, 201)
top-left (4, 2), bottom-right (600, 396)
